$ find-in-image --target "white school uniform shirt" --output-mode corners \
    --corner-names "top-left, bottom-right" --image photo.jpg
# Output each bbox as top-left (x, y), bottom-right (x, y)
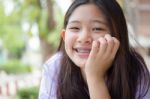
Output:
top-left (38, 53), bottom-right (150, 99)
top-left (38, 53), bottom-right (61, 99)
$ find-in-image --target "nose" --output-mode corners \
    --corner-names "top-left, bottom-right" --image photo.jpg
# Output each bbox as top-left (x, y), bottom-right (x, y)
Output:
top-left (77, 29), bottom-right (92, 44)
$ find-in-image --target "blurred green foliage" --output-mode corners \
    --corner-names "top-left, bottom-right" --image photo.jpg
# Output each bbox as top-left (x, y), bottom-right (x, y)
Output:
top-left (48, 5), bottom-right (63, 48)
top-left (0, 0), bottom-right (63, 60)
top-left (17, 86), bottom-right (39, 99)
top-left (0, 60), bottom-right (32, 74)
top-left (0, 0), bottom-right (26, 59)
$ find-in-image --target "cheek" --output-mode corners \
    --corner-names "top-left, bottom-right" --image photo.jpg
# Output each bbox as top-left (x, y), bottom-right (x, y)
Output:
top-left (93, 32), bottom-right (110, 40)
top-left (64, 35), bottom-right (76, 49)
top-left (93, 33), bottom-right (105, 40)
top-left (65, 32), bottom-right (77, 42)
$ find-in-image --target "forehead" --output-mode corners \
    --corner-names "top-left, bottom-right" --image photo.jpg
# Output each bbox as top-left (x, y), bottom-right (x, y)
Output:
top-left (68, 4), bottom-right (106, 24)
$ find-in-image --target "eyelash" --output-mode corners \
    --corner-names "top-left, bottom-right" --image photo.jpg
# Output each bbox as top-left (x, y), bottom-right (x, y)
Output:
top-left (69, 27), bottom-right (79, 30)
top-left (92, 28), bottom-right (103, 31)
top-left (68, 27), bottom-right (104, 32)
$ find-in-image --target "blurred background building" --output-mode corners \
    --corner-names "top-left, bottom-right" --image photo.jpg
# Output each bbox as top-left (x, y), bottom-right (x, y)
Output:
top-left (128, 0), bottom-right (150, 68)
top-left (117, 0), bottom-right (150, 69)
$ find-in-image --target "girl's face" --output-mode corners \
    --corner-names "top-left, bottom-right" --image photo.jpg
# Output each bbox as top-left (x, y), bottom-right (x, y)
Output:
top-left (62, 4), bottom-right (110, 68)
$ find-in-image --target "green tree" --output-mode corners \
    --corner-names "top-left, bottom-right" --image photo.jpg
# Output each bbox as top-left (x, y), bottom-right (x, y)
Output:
top-left (0, 0), bottom-right (25, 59)
top-left (0, 0), bottom-right (63, 61)
top-left (17, 0), bottom-right (63, 61)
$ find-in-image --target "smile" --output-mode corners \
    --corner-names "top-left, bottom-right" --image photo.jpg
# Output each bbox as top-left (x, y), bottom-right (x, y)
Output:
top-left (73, 47), bottom-right (91, 58)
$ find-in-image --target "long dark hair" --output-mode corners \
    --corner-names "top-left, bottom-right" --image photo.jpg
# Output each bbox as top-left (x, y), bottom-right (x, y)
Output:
top-left (56, 0), bottom-right (150, 99)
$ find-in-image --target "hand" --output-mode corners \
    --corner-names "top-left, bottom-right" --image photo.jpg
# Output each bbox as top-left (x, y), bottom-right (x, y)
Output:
top-left (85, 34), bottom-right (120, 80)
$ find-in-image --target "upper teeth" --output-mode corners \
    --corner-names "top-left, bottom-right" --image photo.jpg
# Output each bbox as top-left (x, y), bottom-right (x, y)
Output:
top-left (76, 49), bottom-right (91, 53)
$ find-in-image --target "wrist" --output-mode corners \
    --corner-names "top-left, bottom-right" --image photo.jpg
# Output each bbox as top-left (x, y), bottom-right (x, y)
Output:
top-left (86, 73), bottom-right (106, 84)
top-left (86, 75), bottom-right (110, 99)
top-left (85, 71), bottom-right (106, 81)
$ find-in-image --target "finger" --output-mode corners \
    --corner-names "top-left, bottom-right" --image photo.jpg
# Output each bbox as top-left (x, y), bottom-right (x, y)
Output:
top-left (89, 40), bottom-right (99, 59)
top-left (104, 34), bottom-right (114, 57)
top-left (98, 37), bottom-right (107, 56)
top-left (110, 37), bottom-right (120, 59)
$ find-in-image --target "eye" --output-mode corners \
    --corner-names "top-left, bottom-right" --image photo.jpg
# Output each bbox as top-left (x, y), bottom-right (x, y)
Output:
top-left (69, 27), bottom-right (79, 30)
top-left (92, 27), bottom-right (103, 32)
top-left (68, 27), bottom-right (80, 32)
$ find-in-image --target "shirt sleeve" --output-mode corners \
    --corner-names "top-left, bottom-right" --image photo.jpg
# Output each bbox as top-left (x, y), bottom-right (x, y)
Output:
top-left (38, 53), bottom-right (61, 99)
top-left (142, 86), bottom-right (150, 99)
top-left (136, 79), bottom-right (150, 99)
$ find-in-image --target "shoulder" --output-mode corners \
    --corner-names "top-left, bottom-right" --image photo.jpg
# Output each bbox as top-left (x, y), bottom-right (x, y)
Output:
top-left (43, 52), bottom-right (62, 77)
top-left (43, 51), bottom-right (62, 82)
top-left (44, 52), bottom-right (62, 68)
top-left (129, 49), bottom-right (150, 99)
top-left (39, 52), bottom-right (62, 99)
top-left (136, 83), bottom-right (150, 99)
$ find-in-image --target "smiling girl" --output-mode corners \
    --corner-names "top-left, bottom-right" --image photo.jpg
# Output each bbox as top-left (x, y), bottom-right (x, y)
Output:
top-left (39, 0), bottom-right (150, 99)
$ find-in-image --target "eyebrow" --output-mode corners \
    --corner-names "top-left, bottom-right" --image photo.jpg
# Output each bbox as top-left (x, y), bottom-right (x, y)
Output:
top-left (68, 21), bottom-right (80, 24)
top-left (68, 19), bottom-right (107, 25)
top-left (91, 20), bottom-right (107, 25)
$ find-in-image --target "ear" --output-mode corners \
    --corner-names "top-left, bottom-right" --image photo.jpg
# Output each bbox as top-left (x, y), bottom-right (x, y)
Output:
top-left (61, 29), bottom-right (66, 41)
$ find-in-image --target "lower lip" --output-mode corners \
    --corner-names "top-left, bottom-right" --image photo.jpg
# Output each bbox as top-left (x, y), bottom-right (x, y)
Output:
top-left (75, 51), bottom-right (90, 58)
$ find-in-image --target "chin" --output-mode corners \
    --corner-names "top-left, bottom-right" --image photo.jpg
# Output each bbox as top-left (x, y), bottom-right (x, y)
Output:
top-left (74, 61), bottom-right (86, 68)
